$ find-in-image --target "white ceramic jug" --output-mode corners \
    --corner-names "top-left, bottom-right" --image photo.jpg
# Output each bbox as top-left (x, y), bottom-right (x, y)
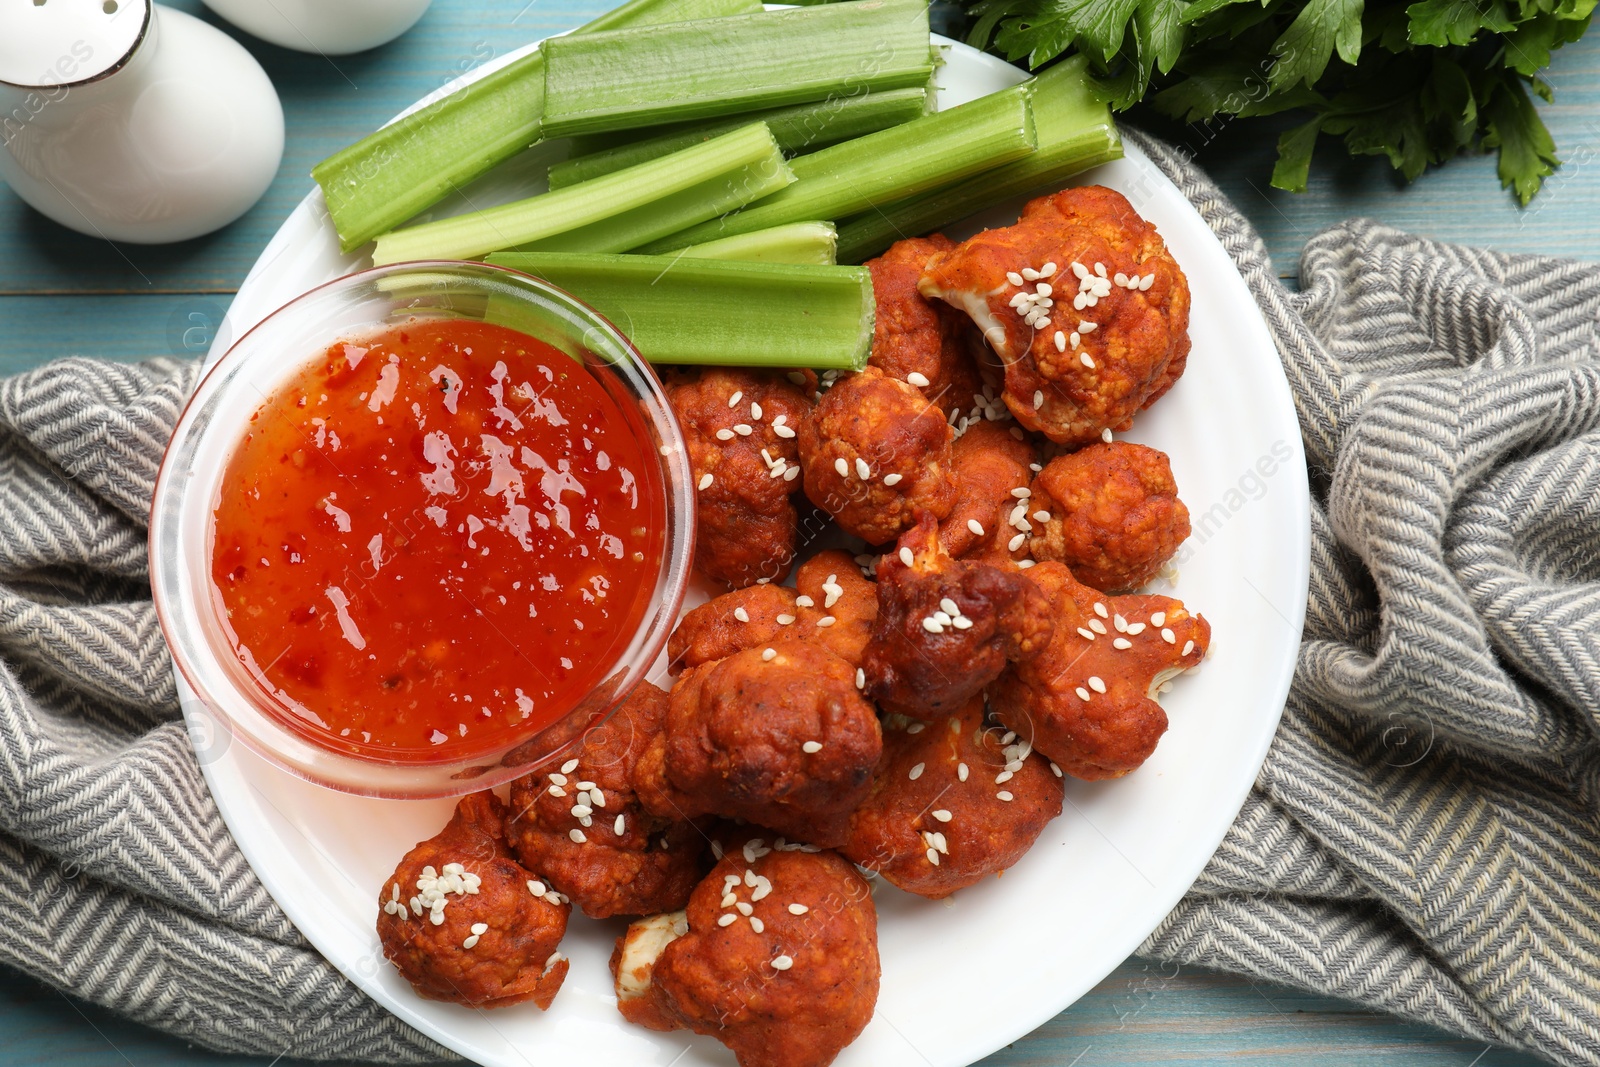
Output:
top-left (0, 0), bottom-right (283, 244)
top-left (199, 0), bottom-right (433, 55)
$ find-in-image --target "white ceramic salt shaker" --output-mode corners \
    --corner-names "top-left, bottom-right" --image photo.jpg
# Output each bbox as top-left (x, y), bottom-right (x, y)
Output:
top-left (0, 0), bottom-right (283, 244)
top-left (199, 0), bottom-right (433, 55)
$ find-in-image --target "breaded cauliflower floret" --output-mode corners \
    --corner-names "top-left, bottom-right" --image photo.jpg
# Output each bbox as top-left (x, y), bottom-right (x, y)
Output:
top-left (862, 514), bottom-right (1052, 720)
top-left (376, 793), bottom-right (570, 1009)
top-left (937, 420), bottom-right (1039, 564)
top-left (865, 235), bottom-right (984, 417)
top-left (798, 366), bottom-right (955, 545)
top-left (505, 682), bottom-right (709, 919)
top-left (634, 641), bottom-right (882, 847)
top-left (611, 838), bottom-right (878, 1067)
top-left (668, 368), bottom-right (811, 588)
top-left (1027, 441), bottom-right (1189, 592)
top-left (989, 562), bottom-right (1209, 780)
top-left (842, 696), bottom-right (1063, 898)
top-left (919, 186), bottom-right (1191, 447)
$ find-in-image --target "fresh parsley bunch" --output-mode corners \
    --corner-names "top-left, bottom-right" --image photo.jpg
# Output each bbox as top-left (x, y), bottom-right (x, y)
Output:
top-left (961, 0), bottom-right (1595, 202)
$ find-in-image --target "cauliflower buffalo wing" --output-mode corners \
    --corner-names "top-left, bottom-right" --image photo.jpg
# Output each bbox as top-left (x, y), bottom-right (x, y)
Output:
top-left (798, 366), bottom-right (956, 545)
top-left (937, 420), bottom-right (1039, 564)
top-left (668, 368), bottom-right (812, 588)
top-left (667, 550), bottom-right (877, 672)
top-left (989, 562), bottom-right (1209, 779)
top-left (1027, 441), bottom-right (1190, 592)
top-left (612, 837), bottom-right (879, 1067)
top-left (842, 696), bottom-right (1062, 898)
top-left (865, 235), bottom-right (984, 417)
top-left (505, 682), bottom-right (708, 920)
top-left (919, 186), bottom-right (1191, 447)
top-left (862, 514), bottom-right (1052, 720)
top-left (376, 792), bottom-right (570, 1009)
top-left (634, 641), bottom-right (882, 847)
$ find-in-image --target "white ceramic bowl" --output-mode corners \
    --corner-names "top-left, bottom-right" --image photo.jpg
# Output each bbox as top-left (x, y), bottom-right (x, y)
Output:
top-left (200, 0), bottom-right (434, 54)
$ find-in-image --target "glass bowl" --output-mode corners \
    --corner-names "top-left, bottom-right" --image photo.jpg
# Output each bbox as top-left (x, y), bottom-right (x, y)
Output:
top-left (149, 261), bottom-right (695, 798)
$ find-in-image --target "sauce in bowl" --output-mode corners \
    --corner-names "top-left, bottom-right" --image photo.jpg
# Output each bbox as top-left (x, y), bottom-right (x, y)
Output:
top-left (210, 318), bottom-right (665, 761)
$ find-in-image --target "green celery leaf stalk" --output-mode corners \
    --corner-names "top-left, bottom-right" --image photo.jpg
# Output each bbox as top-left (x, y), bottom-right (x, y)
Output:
top-left (547, 87), bottom-right (932, 190)
top-left (515, 151), bottom-right (795, 254)
top-left (539, 0), bottom-right (935, 138)
top-left (370, 124), bottom-right (788, 265)
top-left (484, 252), bottom-right (873, 369)
top-left (680, 221), bottom-right (839, 264)
top-left (833, 56), bottom-right (1121, 263)
top-left (311, 0), bottom-right (762, 253)
top-left (636, 77), bottom-right (1038, 253)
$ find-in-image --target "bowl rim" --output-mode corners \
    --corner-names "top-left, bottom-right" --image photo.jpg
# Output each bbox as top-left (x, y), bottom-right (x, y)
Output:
top-left (148, 258), bottom-right (696, 798)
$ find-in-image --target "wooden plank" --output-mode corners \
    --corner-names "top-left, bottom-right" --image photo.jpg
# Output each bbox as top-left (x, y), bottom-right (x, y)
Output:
top-left (0, 295), bottom-right (229, 370)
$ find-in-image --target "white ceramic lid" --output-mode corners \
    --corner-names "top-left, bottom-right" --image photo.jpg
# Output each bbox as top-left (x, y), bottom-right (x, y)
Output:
top-left (0, 0), bottom-right (150, 88)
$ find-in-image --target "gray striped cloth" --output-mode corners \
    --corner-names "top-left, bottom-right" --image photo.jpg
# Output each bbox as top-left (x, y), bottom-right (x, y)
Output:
top-left (2, 131), bottom-right (1599, 1064)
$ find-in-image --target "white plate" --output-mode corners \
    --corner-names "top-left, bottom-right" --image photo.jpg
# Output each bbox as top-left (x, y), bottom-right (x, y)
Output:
top-left (186, 31), bottom-right (1311, 1067)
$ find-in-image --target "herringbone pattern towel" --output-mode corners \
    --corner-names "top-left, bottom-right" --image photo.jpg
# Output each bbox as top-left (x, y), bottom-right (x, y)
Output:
top-left (2, 133), bottom-right (1599, 1064)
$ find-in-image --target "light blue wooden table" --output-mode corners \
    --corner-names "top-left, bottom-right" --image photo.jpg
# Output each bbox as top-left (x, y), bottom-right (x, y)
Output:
top-left (2, 1), bottom-right (1594, 1063)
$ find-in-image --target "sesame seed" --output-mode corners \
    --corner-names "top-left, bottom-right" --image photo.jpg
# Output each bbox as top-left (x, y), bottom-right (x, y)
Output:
top-left (733, 424), bottom-right (753, 436)
top-left (788, 371), bottom-right (807, 385)
top-left (997, 790), bottom-right (1014, 802)
top-left (1011, 487), bottom-right (1031, 498)
top-left (1050, 762), bottom-right (1063, 777)
top-left (922, 616), bottom-right (943, 634)
top-left (614, 814), bottom-right (626, 835)
top-left (1079, 320), bottom-right (1097, 333)
top-left (883, 472), bottom-right (903, 486)
top-left (1075, 687), bottom-right (1091, 701)
top-left (1008, 533), bottom-right (1027, 552)
top-left (772, 955), bottom-right (794, 970)
top-left (909, 762), bottom-right (925, 780)
top-left (1094, 602), bottom-right (1109, 618)
top-left (1114, 637), bottom-right (1133, 650)
top-left (1033, 510), bottom-right (1051, 523)
top-left (462, 934), bottom-right (480, 949)
top-left (715, 428), bottom-right (734, 441)
top-left (762, 648), bottom-right (776, 661)
top-left (569, 828), bottom-right (586, 843)
top-left (1041, 262), bottom-right (1058, 276)
top-left (1071, 261), bottom-right (1089, 280)
top-left (1033, 390), bottom-right (1044, 409)
top-left (796, 595), bottom-right (815, 608)
top-left (718, 913), bottom-right (738, 927)
top-left (736, 901), bottom-right (754, 916)
top-left (1151, 612), bottom-right (1166, 626)
top-left (855, 668), bottom-right (865, 689)
top-left (1011, 427), bottom-right (1026, 441)
top-left (995, 770), bottom-right (1014, 784)
top-left (572, 804), bottom-right (592, 818)
top-left (562, 759), bottom-right (580, 773)
top-left (953, 616), bottom-right (973, 629)
top-left (734, 607), bottom-right (750, 622)
top-left (751, 402), bottom-right (763, 420)
top-left (931, 809), bottom-right (953, 822)
top-left (1114, 614), bottom-right (1128, 632)
top-left (1101, 428), bottom-right (1114, 443)
top-left (697, 473), bottom-right (713, 490)
top-left (940, 597), bottom-right (960, 616)
top-left (834, 458), bottom-right (849, 478)
top-left (1162, 627), bottom-right (1176, 644)
top-left (749, 917), bottom-right (765, 933)
top-left (528, 880), bottom-right (545, 896)
top-left (1077, 627), bottom-right (1096, 640)
top-left (926, 848), bottom-right (941, 866)
top-left (783, 466), bottom-right (799, 481)
top-left (967, 519), bottom-right (985, 536)
top-left (1022, 267), bottom-right (1040, 281)
top-left (1006, 271), bottom-right (1024, 286)
top-left (802, 741), bottom-right (822, 753)
top-left (1018, 559), bottom-right (1035, 568)
top-left (1114, 272), bottom-right (1129, 286)
top-left (1055, 331), bottom-right (1067, 352)
top-left (776, 614), bottom-right (795, 625)
top-left (1126, 622), bottom-right (1147, 635)
top-left (1089, 618), bottom-right (1107, 634)
top-left (549, 772), bottom-right (568, 785)
top-left (934, 611), bottom-right (953, 627)
top-left (900, 547), bottom-right (915, 567)
top-left (774, 424), bottom-right (796, 438)
top-left (1094, 262), bottom-right (1106, 277)
top-left (789, 903), bottom-right (809, 915)
top-left (817, 616), bottom-right (836, 628)
top-left (1088, 676), bottom-right (1107, 694)
top-left (958, 762), bottom-right (969, 781)
top-left (1080, 352), bottom-right (1096, 369)
top-left (728, 391), bottom-right (743, 407)
top-left (1070, 331), bottom-right (1081, 348)
top-left (907, 372), bottom-right (931, 387)
top-left (1140, 273), bottom-right (1155, 290)
top-left (1183, 640), bottom-right (1195, 656)
top-left (855, 458), bottom-right (871, 480)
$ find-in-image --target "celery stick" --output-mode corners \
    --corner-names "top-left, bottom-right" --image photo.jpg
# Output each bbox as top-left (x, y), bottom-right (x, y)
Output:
top-left (311, 0), bottom-right (762, 253)
top-left (484, 252), bottom-right (873, 369)
top-left (370, 124), bottom-right (784, 266)
top-left (516, 152), bottom-right (794, 254)
top-left (540, 0), bottom-right (935, 138)
top-left (547, 88), bottom-right (931, 190)
top-left (834, 57), bottom-right (1122, 263)
top-left (681, 222), bottom-right (838, 264)
top-left (637, 81), bottom-right (1037, 253)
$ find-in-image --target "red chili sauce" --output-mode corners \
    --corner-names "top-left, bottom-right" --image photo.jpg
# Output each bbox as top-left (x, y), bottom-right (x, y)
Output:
top-left (210, 318), bottom-right (665, 761)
